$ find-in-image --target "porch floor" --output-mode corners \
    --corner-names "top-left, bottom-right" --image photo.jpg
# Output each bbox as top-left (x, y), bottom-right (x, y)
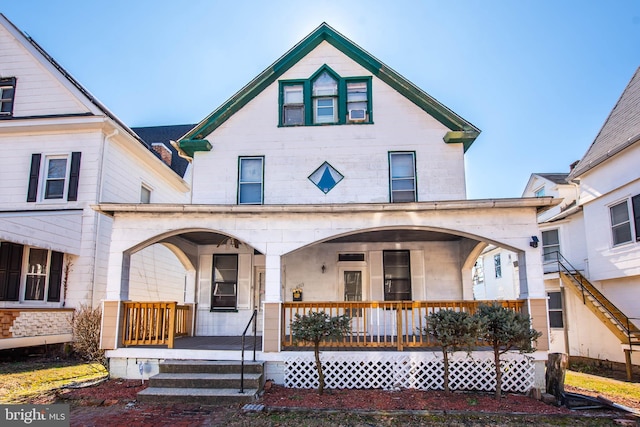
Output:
top-left (125, 336), bottom-right (263, 351)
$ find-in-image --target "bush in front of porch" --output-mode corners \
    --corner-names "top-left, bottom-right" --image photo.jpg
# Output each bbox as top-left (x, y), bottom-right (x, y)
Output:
top-left (290, 311), bottom-right (351, 395)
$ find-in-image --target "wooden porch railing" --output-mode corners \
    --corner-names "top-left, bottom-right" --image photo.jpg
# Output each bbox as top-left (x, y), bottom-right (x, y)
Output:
top-left (282, 300), bottom-right (525, 351)
top-left (122, 302), bottom-right (191, 348)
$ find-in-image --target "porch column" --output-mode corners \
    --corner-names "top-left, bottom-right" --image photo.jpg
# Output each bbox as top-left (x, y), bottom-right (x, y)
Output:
top-left (519, 250), bottom-right (550, 351)
top-left (263, 253), bottom-right (282, 352)
top-left (105, 251), bottom-right (130, 301)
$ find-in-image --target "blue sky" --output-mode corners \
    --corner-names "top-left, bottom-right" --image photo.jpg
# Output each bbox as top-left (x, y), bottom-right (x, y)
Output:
top-left (3, 1), bottom-right (639, 199)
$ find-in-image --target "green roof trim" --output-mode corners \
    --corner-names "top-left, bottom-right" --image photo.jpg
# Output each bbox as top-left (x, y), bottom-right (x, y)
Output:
top-left (443, 130), bottom-right (481, 153)
top-left (180, 22), bottom-right (480, 154)
top-left (179, 139), bottom-right (212, 157)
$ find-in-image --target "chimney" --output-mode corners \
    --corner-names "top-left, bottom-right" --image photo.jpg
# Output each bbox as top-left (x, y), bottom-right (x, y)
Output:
top-left (152, 143), bottom-right (172, 166)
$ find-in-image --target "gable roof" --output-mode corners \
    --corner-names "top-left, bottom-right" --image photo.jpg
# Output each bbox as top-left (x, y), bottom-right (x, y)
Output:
top-left (180, 23), bottom-right (480, 155)
top-left (536, 173), bottom-right (569, 185)
top-left (568, 66), bottom-right (640, 179)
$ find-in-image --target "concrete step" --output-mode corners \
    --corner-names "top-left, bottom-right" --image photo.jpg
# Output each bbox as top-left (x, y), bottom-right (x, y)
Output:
top-left (149, 372), bottom-right (263, 389)
top-left (159, 360), bottom-right (264, 374)
top-left (137, 387), bottom-right (259, 404)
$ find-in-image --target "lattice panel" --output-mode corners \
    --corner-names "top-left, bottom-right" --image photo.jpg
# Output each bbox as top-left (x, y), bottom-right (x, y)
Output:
top-left (284, 352), bottom-right (534, 392)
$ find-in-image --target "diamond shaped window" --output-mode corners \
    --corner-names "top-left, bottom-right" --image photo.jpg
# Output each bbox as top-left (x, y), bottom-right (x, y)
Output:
top-left (309, 162), bottom-right (344, 194)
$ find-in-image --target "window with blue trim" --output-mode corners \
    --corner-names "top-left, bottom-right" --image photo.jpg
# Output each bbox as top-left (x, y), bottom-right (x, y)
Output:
top-left (238, 156), bottom-right (264, 204)
top-left (279, 65), bottom-right (371, 126)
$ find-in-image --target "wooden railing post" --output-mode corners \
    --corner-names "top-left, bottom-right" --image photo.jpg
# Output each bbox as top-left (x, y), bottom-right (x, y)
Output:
top-left (167, 302), bottom-right (177, 349)
top-left (396, 302), bottom-right (403, 351)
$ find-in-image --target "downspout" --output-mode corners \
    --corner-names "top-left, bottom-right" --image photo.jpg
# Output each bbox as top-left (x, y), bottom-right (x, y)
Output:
top-left (90, 128), bottom-right (119, 307)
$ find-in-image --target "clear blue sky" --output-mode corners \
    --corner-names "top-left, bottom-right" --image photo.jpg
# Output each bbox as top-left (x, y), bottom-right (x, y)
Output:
top-left (3, 1), bottom-right (639, 199)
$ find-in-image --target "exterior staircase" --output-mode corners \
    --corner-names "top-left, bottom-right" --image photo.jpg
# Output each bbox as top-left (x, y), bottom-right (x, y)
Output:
top-left (557, 256), bottom-right (640, 347)
top-left (137, 360), bottom-right (264, 404)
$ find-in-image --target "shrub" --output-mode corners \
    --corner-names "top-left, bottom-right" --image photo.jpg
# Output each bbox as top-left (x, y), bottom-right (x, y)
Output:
top-left (291, 311), bottom-right (351, 395)
top-left (425, 309), bottom-right (479, 393)
top-left (475, 303), bottom-right (541, 399)
top-left (71, 304), bottom-right (107, 371)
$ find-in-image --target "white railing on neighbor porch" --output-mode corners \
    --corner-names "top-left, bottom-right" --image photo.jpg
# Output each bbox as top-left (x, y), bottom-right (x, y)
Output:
top-left (121, 302), bottom-right (191, 348)
top-left (282, 300), bottom-right (525, 351)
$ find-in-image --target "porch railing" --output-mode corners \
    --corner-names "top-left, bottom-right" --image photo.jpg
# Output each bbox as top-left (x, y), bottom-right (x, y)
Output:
top-left (122, 302), bottom-right (191, 348)
top-left (282, 300), bottom-right (524, 351)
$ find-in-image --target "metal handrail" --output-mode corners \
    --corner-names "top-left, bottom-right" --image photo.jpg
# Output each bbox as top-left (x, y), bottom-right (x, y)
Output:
top-left (239, 308), bottom-right (258, 394)
top-left (552, 251), bottom-right (636, 346)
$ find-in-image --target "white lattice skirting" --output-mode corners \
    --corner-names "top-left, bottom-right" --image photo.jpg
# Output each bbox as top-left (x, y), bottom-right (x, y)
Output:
top-left (284, 351), bottom-right (535, 392)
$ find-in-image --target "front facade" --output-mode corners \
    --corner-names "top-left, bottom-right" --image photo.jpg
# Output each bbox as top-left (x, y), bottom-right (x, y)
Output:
top-left (98, 24), bottom-right (555, 390)
top-left (0, 14), bottom-right (190, 350)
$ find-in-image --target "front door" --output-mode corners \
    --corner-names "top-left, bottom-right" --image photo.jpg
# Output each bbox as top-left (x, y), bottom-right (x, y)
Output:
top-left (341, 269), bottom-right (364, 333)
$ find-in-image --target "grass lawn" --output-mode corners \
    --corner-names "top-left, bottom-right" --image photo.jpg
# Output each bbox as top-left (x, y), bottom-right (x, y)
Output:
top-left (565, 370), bottom-right (640, 404)
top-left (0, 357), bottom-right (107, 403)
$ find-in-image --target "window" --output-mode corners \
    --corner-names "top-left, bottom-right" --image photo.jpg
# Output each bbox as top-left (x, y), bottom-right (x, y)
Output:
top-left (541, 230), bottom-right (559, 264)
top-left (0, 77), bottom-right (16, 117)
top-left (282, 84), bottom-right (304, 125)
top-left (494, 254), bottom-right (502, 278)
top-left (211, 254), bottom-right (238, 310)
top-left (534, 187), bottom-right (545, 197)
top-left (238, 156), bottom-right (264, 204)
top-left (383, 250), bottom-right (411, 301)
top-left (140, 185), bottom-right (151, 203)
top-left (389, 152), bottom-right (416, 202)
top-left (610, 200), bottom-right (633, 245)
top-left (312, 71), bottom-right (338, 124)
top-left (279, 66), bottom-right (371, 126)
top-left (27, 152), bottom-right (81, 202)
top-left (548, 291), bottom-right (564, 328)
top-left (0, 244), bottom-right (63, 303)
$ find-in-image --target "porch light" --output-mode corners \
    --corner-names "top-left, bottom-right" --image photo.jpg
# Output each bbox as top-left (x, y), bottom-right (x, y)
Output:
top-left (530, 236), bottom-right (539, 248)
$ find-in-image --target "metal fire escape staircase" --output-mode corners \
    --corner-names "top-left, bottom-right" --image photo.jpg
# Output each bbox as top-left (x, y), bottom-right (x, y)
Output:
top-left (554, 252), bottom-right (640, 349)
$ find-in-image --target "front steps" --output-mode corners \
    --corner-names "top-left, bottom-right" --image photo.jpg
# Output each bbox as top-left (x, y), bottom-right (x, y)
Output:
top-left (137, 360), bottom-right (264, 405)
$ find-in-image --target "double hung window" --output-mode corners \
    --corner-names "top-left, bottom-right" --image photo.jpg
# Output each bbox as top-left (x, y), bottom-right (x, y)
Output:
top-left (211, 254), bottom-right (238, 310)
top-left (547, 291), bottom-right (564, 328)
top-left (312, 72), bottom-right (338, 124)
top-left (44, 156), bottom-right (68, 199)
top-left (346, 81), bottom-right (368, 121)
top-left (283, 84), bottom-right (304, 125)
top-left (27, 152), bottom-right (81, 202)
top-left (389, 152), bottom-right (416, 202)
top-left (610, 195), bottom-right (640, 246)
top-left (238, 156), bottom-right (264, 204)
top-left (541, 229), bottom-right (559, 272)
top-left (0, 77), bottom-right (16, 117)
top-left (494, 254), bottom-right (502, 278)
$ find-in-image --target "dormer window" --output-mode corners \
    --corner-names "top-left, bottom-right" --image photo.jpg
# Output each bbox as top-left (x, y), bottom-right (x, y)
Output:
top-left (279, 66), bottom-right (371, 127)
top-left (0, 77), bottom-right (16, 117)
top-left (312, 72), bottom-right (338, 124)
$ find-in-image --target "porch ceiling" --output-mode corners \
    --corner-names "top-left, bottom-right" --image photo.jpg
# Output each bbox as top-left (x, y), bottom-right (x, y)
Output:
top-left (325, 229), bottom-right (464, 243)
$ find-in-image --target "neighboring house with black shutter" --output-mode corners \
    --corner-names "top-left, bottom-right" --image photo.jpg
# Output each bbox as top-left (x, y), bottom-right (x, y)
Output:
top-left (0, 14), bottom-right (191, 350)
top-left (519, 67), bottom-right (640, 375)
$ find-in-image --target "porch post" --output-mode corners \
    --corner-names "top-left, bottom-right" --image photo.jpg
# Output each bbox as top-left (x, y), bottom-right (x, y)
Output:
top-left (263, 253), bottom-right (282, 352)
top-left (101, 250), bottom-right (130, 350)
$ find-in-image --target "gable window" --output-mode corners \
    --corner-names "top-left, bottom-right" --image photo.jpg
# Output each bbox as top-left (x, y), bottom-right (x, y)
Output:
top-left (383, 250), bottom-right (411, 301)
top-left (312, 71), bottom-right (338, 124)
top-left (389, 152), bottom-right (416, 202)
top-left (0, 77), bottom-right (16, 117)
top-left (27, 152), bottom-right (81, 202)
top-left (238, 156), bottom-right (264, 205)
top-left (282, 84), bottom-right (304, 125)
top-left (547, 291), bottom-right (564, 328)
top-left (494, 254), bottom-right (502, 278)
top-left (0, 243), bottom-right (63, 303)
top-left (534, 187), bottom-right (545, 197)
top-left (211, 254), bottom-right (238, 310)
top-left (140, 185), bottom-right (151, 203)
top-left (279, 66), bottom-right (371, 127)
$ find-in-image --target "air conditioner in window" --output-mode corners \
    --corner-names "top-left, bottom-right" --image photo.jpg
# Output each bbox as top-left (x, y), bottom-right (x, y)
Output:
top-left (348, 109), bottom-right (366, 121)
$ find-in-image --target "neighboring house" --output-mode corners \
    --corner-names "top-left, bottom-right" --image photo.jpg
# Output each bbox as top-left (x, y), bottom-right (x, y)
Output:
top-left (97, 23), bottom-right (556, 392)
top-left (521, 66), bottom-right (640, 374)
top-left (472, 245), bottom-right (520, 300)
top-left (0, 14), bottom-right (191, 350)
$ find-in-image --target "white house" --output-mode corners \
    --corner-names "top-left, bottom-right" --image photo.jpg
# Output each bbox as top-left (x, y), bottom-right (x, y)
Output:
top-left (96, 23), bottom-right (557, 394)
top-left (0, 14), bottom-right (191, 351)
top-left (521, 67), bottom-right (640, 376)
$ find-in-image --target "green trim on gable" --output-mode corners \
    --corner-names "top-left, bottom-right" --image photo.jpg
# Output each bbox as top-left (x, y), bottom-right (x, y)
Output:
top-left (443, 130), bottom-right (481, 153)
top-left (179, 139), bottom-right (212, 157)
top-left (180, 23), bottom-right (480, 154)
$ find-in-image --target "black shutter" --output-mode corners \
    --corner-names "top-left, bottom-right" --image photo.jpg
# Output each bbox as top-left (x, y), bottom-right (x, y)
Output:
top-left (67, 152), bottom-right (81, 201)
top-left (0, 243), bottom-right (23, 301)
top-left (632, 194), bottom-right (640, 241)
top-left (27, 153), bottom-right (41, 202)
top-left (47, 251), bottom-right (64, 302)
